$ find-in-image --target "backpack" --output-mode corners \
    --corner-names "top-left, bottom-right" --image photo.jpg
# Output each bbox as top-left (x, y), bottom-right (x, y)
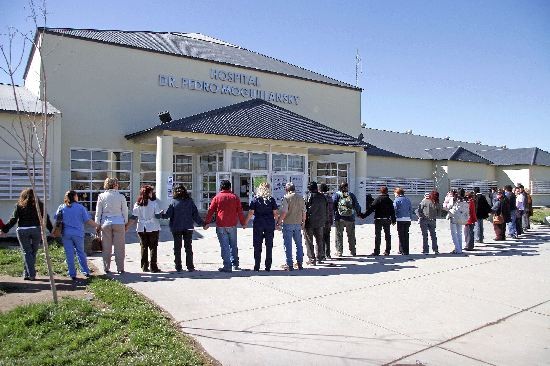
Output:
top-left (337, 193), bottom-right (353, 217)
top-left (450, 200), bottom-right (469, 225)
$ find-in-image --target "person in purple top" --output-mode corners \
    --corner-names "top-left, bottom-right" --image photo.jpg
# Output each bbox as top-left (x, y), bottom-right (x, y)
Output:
top-left (245, 182), bottom-right (279, 272)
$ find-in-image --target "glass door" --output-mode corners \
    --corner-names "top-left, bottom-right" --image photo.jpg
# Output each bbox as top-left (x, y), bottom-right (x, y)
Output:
top-left (251, 173), bottom-right (269, 202)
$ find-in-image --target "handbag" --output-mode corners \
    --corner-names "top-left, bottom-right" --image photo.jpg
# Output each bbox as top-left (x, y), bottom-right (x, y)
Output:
top-left (493, 214), bottom-right (504, 225)
top-left (91, 234), bottom-right (103, 252)
top-left (52, 208), bottom-right (64, 238)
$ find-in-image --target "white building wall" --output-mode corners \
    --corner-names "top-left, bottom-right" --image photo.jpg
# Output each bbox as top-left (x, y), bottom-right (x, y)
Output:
top-left (447, 161), bottom-right (496, 181)
top-left (366, 156), bottom-right (434, 178)
top-left (497, 166), bottom-right (530, 188)
top-left (25, 33), bottom-right (362, 210)
top-left (0, 111), bottom-right (62, 221)
top-left (529, 165), bottom-right (550, 206)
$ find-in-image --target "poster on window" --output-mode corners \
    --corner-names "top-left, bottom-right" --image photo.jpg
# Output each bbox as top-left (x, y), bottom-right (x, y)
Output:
top-left (272, 174), bottom-right (287, 205)
top-left (167, 175), bottom-right (173, 198)
top-left (290, 175), bottom-right (304, 197)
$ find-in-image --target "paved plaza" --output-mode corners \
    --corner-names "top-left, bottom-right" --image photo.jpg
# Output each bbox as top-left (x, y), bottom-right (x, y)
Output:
top-left (90, 220), bottom-right (550, 366)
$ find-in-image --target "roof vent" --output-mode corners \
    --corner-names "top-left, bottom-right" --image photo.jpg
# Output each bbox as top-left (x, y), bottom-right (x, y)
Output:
top-left (360, 123), bottom-right (367, 128)
top-left (405, 129), bottom-right (413, 134)
top-left (158, 111), bottom-right (172, 124)
top-left (444, 136), bottom-right (450, 140)
top-left (475, 141), bottom-right (481, 144)
top-left (500, 145), bottom-right (507, 149)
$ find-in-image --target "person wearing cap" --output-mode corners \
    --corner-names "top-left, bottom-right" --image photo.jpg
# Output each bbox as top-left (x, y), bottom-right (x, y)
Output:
top-left (417, 191), bottom-right (441, 254)
top-left (204, 180), bottom-right (246, 273)
top-left (276, 182), bottom-right (306, 271)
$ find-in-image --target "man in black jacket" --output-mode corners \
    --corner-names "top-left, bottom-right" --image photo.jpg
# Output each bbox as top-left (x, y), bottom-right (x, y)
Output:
top-left (304, 182), bottom-right (328, 265)
top-left (474, 187), bottom-right (492, 243)
top-left (361, 186), bottom-right (396, 255)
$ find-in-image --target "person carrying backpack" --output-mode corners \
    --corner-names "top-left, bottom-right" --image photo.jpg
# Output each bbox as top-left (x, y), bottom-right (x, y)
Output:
top-left (332, 182), bottom-right (361, 256)
top-left (443, 189), bottom-right (469, 254)
top-left (304, 182), bottom-right (328, 266)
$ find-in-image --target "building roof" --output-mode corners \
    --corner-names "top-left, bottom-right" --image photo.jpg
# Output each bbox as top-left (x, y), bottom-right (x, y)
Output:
top-left (363, 127), bottom-right (550, 167)
top-left (126, 98), bottom-right (366, 148)
top-left (424, 146), bottom-right (492, 164)
top-left (0, 84), bottom-right (60, 114)
top-left (475, 147), bottom-right (550, 167)
top-left (36, 28), bottom-right (359, 91)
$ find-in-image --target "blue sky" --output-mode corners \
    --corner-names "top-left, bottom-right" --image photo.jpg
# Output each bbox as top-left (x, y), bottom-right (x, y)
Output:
top-left (1, 0), bottom-right (549, 150)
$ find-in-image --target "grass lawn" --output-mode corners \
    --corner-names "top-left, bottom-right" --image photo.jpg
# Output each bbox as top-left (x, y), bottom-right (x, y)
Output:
top-left (531, 208), bottom-right (550, 225)
top-left (0, 239), bottom-right (67, 277)
top-left (0, 247), bottom-right (214, 366)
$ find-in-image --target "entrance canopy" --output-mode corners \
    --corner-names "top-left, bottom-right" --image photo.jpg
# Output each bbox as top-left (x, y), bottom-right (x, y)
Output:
top-left (125, 98), bottom-right (366, 153)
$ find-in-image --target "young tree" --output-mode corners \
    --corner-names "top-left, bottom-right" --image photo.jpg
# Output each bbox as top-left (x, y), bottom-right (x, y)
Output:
top-left (0, 0), bottom-right (58, 303)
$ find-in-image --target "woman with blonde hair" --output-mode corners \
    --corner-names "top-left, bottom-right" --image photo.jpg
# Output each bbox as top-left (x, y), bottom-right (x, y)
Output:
top-left (95, 177), bottom-right (128, 274)
top-left (1, 188), bottom-right (53, 280)
top-left (245, 182), bottom-right (278, 271)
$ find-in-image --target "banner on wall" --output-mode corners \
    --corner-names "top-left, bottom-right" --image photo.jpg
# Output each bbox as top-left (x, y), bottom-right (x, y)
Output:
top-left (167, 176), bottom-right (173, 199)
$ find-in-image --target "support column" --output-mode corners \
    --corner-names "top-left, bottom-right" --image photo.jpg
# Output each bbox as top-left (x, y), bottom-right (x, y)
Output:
top-left (156, 135), bottom-right (173, 210)
top-left (354, 150), bottom-right (367, 211)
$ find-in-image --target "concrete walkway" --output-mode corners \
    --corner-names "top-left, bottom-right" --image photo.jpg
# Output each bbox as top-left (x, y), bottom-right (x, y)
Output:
top-left (90, 220), bottom-right (550, 366)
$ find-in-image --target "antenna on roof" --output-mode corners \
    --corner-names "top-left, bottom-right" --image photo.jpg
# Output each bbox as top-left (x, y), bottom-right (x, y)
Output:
top-left (355, 49), bottom-right (362, 87)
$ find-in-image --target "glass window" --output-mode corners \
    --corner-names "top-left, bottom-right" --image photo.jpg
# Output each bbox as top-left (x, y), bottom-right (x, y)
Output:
top-left (140, 152), bottom-right (156, 188)
top-left (272, 154), bottom-right (287, 172)
top-left (200, 153), bottom-right (222, 173)
top-left (173, 154), bottom-right (193, 191)
top-left (70, 149), bottom-right (132, 213)
top-left (250, 153), bottom-right (267, 170)
top-left (232, 152), bottom-right (249, 170)
top-left (288, 155), bottom-right (304, 172)
top-left (201, 174), bottom-right (218, 210)
top-left (315, 162), bottom-right (348, 194)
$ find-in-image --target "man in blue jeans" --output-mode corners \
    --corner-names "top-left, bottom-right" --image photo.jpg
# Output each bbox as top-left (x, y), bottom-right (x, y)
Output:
top-left (204, 180), bottom-right (246, 272)
top-left (276, 182), bottom-right (306, 271)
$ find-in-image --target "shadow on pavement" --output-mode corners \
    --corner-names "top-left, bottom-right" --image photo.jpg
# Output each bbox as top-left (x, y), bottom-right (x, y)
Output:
top-left (112, 225), bottom-right (549, 284)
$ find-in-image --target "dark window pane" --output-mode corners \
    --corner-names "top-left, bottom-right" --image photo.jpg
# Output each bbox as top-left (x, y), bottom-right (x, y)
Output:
top-left (92, 161), bottom-right (108, 170)
top-left (71, 171), bottom-right (90, 180)
top-left (71, 160), bottom-right (90, 170)
top-left (71, 150), bottom-right (90, 160)
top-left (141, 153), bottom-right (156, 163)
top-left (92, 151), bottom-right (108, 160)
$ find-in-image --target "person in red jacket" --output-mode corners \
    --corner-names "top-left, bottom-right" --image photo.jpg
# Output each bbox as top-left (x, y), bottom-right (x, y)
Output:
top-left (204, 180), bottom-right (246, 272)
top-left (463, 191), bottom-right (478, 250)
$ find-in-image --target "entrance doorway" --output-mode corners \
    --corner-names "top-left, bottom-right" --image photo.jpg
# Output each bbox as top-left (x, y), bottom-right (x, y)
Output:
top-left (232, 172), bottom-right (268, 211)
